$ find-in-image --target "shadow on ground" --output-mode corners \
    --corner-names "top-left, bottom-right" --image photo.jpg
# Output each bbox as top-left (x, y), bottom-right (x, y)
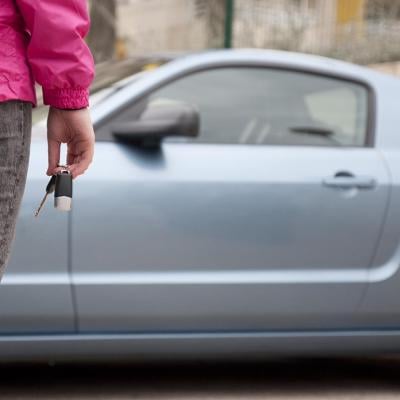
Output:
top-left (0, 357), bottom-right (400, 399)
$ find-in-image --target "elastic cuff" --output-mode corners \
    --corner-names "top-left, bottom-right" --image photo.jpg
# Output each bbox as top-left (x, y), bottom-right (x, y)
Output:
top-left (42, 87), bottom-right (89, 110)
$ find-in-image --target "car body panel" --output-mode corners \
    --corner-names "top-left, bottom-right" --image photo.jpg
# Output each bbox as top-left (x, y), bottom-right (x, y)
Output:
top-left (359, 149), bottom-right (400, 327)
top-left (1, 143), bottom-right (74, 333)
top-left (72, 143), bottom-right (389, 332)
top-left (0, 330), bottom-right (400, 362)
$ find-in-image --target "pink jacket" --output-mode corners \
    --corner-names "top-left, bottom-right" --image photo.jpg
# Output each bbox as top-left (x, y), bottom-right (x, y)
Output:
top-left (0, 0), bottom-right (95, 109)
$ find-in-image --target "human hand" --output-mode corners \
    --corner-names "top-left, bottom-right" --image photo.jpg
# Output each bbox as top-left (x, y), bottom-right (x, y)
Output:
top-left (47, 107), bottom-right (95, 179)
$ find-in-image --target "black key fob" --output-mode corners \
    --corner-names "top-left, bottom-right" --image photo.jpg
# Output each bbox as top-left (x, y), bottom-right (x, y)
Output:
top-left (54, 169), bottom-right (72, 212)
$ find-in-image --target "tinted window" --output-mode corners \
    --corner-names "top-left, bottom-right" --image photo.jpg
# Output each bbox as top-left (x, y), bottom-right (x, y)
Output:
top-left (98, 67), bottom-right (369, 146)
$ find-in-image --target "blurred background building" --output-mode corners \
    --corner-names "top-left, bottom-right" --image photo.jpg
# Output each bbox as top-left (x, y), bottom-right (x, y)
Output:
top-left (87, 0), bottom-right (400, 65)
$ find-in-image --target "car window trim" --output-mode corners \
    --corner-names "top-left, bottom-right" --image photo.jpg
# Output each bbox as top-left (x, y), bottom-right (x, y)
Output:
top-left (96, 63), bottom-right (376, 148)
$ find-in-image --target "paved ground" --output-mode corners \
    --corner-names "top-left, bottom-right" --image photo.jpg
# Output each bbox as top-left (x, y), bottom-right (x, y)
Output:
top-left (0, 357), bottom-right (400, 399)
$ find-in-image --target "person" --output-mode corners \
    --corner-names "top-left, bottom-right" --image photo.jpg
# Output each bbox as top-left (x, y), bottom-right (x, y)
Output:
top-left (0, 0), bottom-right (95, 279)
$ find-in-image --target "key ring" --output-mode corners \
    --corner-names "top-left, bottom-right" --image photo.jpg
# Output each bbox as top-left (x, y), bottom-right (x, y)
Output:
top-left (57, 164), bottom-right (70, 173)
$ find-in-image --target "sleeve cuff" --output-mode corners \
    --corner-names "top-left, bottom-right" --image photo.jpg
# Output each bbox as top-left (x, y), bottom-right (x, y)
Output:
top-left (42, 87), bottom-right (89, 109)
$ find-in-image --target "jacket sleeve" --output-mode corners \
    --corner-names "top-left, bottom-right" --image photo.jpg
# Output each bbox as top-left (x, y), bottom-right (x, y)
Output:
top-left (15, 0), bottom-right (95, 109)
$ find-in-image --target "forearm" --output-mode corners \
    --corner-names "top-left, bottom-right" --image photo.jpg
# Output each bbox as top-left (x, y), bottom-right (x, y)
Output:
top-left (15, 0), bottom-right (95, 109)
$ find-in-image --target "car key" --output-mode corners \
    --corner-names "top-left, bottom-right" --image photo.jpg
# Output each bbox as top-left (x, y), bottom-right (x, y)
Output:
top-left (34, 166), bottom-right (73, 217)
top-left (54, 168), bottom-right (73, 211)
top-left (34, 175), bottom-right (56, 217)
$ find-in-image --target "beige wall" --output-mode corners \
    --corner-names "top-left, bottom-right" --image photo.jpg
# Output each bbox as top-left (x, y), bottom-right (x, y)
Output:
top-left (117, 0), bottom-right (208, 55)
top-left (117, 0), bottom-right (338, 55)
top-left (233, 0), bottom-right (337, 52)
top-left (115, 0), bottom-right (400, 65)
top-left (369, 61), bottom-right (400, 77)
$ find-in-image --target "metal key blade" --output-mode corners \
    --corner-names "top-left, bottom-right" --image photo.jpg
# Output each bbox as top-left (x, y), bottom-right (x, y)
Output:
top-left (34, 175), bottom-right (56, 218)
top-left (34, 192), bottom-right (49, 217)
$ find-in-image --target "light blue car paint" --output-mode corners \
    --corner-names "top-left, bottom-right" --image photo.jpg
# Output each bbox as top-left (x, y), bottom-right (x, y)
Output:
top-left (2, 50), bottom-right (400, 361)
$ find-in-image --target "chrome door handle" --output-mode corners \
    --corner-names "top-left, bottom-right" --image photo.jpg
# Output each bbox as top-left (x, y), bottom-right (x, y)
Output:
top-left (323, 176), bottom-right (376, 189)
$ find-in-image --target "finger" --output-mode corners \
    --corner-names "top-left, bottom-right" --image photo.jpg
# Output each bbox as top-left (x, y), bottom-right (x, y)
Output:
top-left (47, 138), bottom-right (61, 176)
top-left (69, 162), bottom-right (90, 179)
top-left (68, 164), bottom-right (86, 179)
top-left (67, 150), bottom-right (76, 167)
top-left (68, 151), bottom-right (93, 179)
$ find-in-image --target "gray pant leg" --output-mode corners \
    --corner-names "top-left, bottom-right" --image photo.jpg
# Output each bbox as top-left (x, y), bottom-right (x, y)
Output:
top-left (0, 100), bottom-right (32, 280)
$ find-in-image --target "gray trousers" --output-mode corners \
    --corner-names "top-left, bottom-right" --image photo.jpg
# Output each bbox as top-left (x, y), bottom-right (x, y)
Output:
top-left (0, 100), bottom-right (32, 279)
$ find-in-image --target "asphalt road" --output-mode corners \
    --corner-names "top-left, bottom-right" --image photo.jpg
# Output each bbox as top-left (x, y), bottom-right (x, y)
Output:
top-left (0, 357), bottom-right (400, 399)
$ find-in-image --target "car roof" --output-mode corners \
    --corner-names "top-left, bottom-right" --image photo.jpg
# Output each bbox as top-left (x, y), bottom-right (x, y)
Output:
top-left (163, 48), bottom-right (395, 84)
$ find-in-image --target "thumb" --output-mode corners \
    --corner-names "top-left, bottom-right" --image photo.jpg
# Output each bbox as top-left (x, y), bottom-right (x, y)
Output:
top-left (47, 137), bottom-right (61, 176)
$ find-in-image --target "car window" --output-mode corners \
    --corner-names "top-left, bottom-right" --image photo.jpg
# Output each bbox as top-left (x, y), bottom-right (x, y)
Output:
top-left (98, 67), bottom-right (369, 147)
top-left (304, 87), bottom-right (367, 146)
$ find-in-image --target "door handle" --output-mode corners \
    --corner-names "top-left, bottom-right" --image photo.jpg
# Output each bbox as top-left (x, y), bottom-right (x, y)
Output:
top-left (323, 174), bottom-right (376, 189)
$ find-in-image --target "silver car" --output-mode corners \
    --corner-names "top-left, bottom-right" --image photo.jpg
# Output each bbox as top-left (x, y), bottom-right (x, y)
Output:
top-left (2, 49), bottom-right (400, 361)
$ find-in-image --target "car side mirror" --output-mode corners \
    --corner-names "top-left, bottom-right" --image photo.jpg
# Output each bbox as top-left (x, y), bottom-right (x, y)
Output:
top-left (111, 101), bottom-right (200, 148)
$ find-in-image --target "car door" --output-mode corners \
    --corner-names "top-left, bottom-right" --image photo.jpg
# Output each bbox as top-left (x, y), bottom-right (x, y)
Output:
top-left (72, 66), bottom-right (389, 333)
top-left (0, 137), bottom-right (75, 333)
